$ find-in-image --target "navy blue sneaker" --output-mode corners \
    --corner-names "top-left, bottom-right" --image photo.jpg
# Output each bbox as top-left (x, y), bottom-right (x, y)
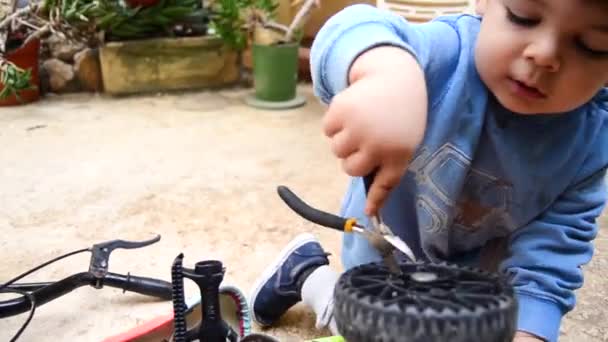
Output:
top-left (249, 233), bottom-right (330, 327)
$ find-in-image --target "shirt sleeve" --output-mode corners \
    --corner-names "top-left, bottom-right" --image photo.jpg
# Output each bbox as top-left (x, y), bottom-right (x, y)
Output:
top-left (309, 3), bottom-right (463, 105)
top-left (499, 166), bottom-right (607, 342)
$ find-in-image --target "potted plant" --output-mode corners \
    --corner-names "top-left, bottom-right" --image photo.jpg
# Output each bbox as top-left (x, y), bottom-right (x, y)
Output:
top-left (2, 0), bottom-right (222, 96)
top-left (93, 0), bottom-right (229, 95)
top-left (0, 1), bottom-right (42, 106)
top-left (0, 0), bottom-right (102, 104)
top-left (0, 38), bottom-right (41, 106)
top-left (210, 0), bottom-right (320, 109)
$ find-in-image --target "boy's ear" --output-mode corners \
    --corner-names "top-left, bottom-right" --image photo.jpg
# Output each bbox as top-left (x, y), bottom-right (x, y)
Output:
top-left (476, 0), bottom-right (488, 15)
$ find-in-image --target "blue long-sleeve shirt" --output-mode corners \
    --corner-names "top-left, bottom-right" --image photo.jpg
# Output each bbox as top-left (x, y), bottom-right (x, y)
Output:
top-left (310, 4), bottom-right (608, 342)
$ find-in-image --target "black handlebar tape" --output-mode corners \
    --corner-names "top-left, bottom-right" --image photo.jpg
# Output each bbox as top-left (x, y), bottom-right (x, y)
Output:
top-left (104, 272), bottom-right (173, 300)
top-left (277, 185), bottom-right (349, 232)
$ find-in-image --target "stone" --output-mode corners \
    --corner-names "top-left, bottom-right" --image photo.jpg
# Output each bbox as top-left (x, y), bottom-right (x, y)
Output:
top-left (46, 35), bottom-right (86, 63)
top-left (42, 58), bottom-right (75, 93)
top-left (74, 48), bottom-right (103, 92)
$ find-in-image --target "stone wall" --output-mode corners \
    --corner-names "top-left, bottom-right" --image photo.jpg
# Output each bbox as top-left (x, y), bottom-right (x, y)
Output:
top-left (40, 35), bottom-right (104, 94)
top-left (39, 34), bottom-right (241, 96)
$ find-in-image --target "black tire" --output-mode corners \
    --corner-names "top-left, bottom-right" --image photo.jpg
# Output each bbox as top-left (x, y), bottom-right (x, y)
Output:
top-left (333, 261), bottom-right (518, 342)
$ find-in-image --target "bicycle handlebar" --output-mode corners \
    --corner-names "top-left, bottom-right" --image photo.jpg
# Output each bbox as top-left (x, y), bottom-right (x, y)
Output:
top-left (0, 272), bottom-right (172, 318)
top-left (104, 273), bottom-right (173, 300)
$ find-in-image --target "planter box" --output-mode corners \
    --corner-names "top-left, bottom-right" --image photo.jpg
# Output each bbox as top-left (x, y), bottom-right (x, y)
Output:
top-left (99, 35), bottom-right (239, 95)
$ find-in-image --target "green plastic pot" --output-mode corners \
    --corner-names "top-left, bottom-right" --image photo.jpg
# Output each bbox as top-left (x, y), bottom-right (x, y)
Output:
top-left (251, 42), bottom-right (299, 102)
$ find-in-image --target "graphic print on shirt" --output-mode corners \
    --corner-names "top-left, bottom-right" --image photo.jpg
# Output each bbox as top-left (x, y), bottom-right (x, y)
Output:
top-left (408, 142), bottom-right (515, 256)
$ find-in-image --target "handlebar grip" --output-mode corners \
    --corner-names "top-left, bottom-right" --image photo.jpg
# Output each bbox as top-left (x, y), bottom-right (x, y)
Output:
top-left (277, 185), bottom-right (348, 231)
top-left (104, 273), bottom-right (172, 300)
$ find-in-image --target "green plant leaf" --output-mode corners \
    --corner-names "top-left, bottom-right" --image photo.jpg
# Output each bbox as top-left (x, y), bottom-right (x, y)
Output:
top-left (0, 63), bottom-right (34, 100)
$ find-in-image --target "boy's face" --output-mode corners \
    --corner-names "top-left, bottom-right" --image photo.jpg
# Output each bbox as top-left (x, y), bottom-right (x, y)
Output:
top-left (475, 0), bottom-right (608, 114)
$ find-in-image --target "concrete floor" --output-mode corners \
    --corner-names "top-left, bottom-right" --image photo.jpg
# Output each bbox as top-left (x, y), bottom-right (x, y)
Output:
top-left (0, 85), bottom-right (607, 341)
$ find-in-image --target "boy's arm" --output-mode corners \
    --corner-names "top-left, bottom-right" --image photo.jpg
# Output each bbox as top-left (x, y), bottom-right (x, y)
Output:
top-left (309, 4), bottom-right (467, 213)
top-left (309, 4), bottom-right (461, 104)
top-left (500, 166), bottom-right (608, 342)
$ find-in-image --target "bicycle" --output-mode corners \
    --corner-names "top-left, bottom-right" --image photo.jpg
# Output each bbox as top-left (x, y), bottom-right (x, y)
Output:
top-left (2, 180), bottom-right (519, 342)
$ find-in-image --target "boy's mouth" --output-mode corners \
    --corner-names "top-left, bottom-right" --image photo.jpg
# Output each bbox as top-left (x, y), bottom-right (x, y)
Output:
top-left (507, 77), bottom-right (547, 99)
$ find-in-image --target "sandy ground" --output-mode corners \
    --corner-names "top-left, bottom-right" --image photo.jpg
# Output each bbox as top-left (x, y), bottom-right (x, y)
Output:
top-left (0, 85), bottom-right (606, 342)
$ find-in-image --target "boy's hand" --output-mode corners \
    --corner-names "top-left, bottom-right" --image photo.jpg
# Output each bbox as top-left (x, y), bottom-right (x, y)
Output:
top-left (513, 331), bottom-right (544, 342)
top-left (322, 46), bottom-right (428, 216)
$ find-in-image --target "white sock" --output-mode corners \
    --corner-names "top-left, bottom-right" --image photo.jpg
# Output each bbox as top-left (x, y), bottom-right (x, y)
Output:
top-left (301, 265), bottom-right (339, 334)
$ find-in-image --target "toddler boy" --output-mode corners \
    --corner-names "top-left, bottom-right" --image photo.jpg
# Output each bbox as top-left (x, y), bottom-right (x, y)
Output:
top-left (250, 1), bottom-right (608, 341)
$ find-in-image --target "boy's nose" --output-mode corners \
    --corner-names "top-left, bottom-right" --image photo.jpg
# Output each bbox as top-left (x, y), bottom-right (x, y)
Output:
top-left (523, 37), bottom-right (561, 72)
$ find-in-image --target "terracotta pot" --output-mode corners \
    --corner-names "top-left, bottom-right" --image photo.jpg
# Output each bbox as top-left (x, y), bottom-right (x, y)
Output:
top-left (0, 38), bottom-right (41, 106)
top-left (298, 47), bottom-right (311, 82)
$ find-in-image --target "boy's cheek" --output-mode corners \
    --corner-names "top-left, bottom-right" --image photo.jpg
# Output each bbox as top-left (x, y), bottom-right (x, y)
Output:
top-left (475, 0), bottom-right (488, 14)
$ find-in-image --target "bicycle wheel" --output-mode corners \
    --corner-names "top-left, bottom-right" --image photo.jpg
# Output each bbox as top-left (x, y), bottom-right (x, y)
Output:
top-left (333, 262), bottom-right (517, 342)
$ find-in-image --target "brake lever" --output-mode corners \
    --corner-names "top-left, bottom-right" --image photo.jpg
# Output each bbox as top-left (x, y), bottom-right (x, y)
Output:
top-left (88, 234), bottom-right (161, 282)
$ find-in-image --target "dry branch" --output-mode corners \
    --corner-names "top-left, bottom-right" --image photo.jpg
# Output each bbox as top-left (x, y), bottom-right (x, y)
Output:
top-left (284, 0), bottom-right (317, 42)
top-left (0, 4), bottom-right (33, 29)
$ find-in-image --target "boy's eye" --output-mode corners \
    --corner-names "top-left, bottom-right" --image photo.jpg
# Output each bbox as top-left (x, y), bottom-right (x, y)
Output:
top-left (506, 7), bottom-right (540, 27)
top-left (576, 40), bottom-right (608, 59)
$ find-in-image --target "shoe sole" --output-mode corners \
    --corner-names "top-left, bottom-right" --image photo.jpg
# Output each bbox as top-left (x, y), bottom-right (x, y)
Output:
top-left (249, 232), bottom-right (319, 327)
